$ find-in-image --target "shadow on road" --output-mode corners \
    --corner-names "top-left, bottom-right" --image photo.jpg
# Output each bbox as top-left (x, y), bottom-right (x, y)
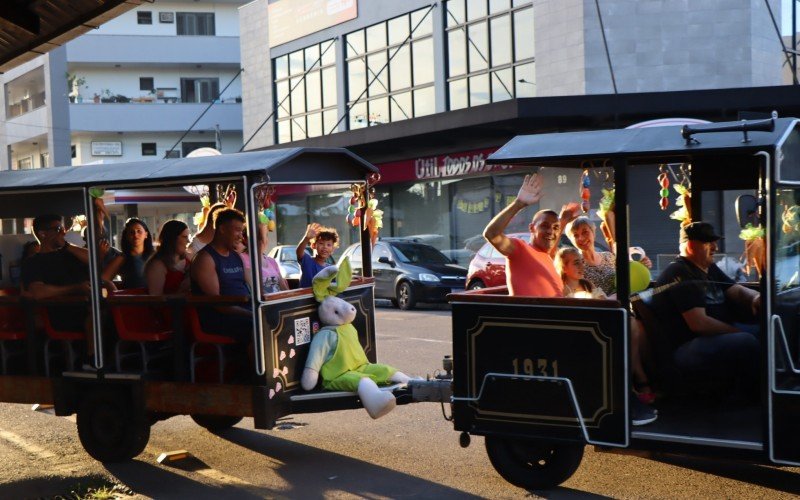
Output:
top-left (0, 474), bottom-right (114, 499)
top-left (214, 426), bottom-right (483, 499)
top-left (106, 458), bottom-right (268, 499)
top-left (651, 453), bottom-right (800, 495)
top-left (531, 487), bottom-right (611, 499)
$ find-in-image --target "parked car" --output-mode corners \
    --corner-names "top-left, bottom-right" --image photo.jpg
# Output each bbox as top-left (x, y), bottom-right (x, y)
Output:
top-left (467, 233), bottom-right (609, 290)
top-left (466, 233), bottom-right (529, 290)
top-left (441, 248), bottom-right (476, 268)
top-left (339, 239), bottom-right (468, 310)
top-left (266, 245), bottom-right (302, 280)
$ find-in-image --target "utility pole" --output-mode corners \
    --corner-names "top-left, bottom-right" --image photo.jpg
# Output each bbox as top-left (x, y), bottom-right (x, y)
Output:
top-left (215, 124), bottom-right (221, 151)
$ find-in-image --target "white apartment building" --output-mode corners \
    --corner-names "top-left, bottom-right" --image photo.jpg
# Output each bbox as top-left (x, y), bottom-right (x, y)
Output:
top-left (0, 0), bottom-right (246, 171)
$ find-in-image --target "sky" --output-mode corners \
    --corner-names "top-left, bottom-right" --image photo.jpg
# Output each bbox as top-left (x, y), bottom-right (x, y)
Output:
top-left (784, 0), bottom-right (799, 35)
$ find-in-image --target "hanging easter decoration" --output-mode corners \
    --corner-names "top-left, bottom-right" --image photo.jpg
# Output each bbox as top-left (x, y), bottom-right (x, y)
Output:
top-left (657, 166), bottom-right (670, 210)
top-left (255, 185), bottom-right (277, 232)
top-left (579, 169), bottom-right (591, 213)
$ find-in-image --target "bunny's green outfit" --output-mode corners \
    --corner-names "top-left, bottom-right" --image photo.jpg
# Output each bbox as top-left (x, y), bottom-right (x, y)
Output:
top-left (306, 323), bottom-right (396, 391)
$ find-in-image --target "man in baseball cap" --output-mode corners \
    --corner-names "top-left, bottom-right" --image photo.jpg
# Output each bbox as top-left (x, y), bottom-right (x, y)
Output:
top-left (651, 221), bottom-right (761, 398)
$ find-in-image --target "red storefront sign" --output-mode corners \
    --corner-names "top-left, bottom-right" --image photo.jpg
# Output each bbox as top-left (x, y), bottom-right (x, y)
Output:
top-left (274, 147), bottom-right (523, 196)
top-left (377, 147), bottom-right (524, 184)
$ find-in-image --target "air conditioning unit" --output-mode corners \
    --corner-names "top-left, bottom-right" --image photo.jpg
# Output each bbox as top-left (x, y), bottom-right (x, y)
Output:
top-left (159, 12), bottom-right (174, 23)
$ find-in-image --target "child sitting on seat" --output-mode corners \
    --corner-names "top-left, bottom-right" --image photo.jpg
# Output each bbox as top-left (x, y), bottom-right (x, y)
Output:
top-left (296, 223), bottom-right (338, 288)
top-left (555, 247), bottom-right (607, 299)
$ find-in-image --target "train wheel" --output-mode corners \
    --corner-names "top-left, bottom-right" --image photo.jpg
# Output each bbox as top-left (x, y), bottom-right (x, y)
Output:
top-left (485, 437), bottom-right (583, 490)
top-left (191, 414), bottom-right (243, 431)
top-left (77, 390), bottom-right (150, 463)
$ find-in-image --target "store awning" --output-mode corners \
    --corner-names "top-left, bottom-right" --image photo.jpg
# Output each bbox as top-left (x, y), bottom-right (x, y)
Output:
top-left (0, 0), bottom-right (142, 74)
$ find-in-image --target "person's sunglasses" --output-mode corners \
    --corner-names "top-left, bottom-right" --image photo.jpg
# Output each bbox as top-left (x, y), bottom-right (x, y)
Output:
top-left (45, 224), bottom-right (65, 233)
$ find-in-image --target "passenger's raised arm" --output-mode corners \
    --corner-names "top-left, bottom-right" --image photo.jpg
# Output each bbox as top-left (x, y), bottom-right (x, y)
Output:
top-left (296, 223), bottom-right (320, 261)
top-left (483, 174), bottom-right (543, 257)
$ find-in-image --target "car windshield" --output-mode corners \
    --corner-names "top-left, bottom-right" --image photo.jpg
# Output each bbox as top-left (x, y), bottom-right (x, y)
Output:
top-left (392, 243), bottom-right (451, 265)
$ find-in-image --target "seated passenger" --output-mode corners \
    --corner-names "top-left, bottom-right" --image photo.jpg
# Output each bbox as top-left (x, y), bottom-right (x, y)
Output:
top-left (296, 223), bottom-right (339, 288)
top-left (21, 240), bottom-right (39, 262)
top-left (22, 215), bottom-right (92, 362)
top-left (145, 220), bottom-right (191, 295)
top-left (566, 216), bottom-right (652, 296)
top-left (188, 202), bottom-right (227, 256)
top-left (256, 222), bottom-right (288, 294)
top-left (554, 247), bottom-right (607, 299)
top-left (555, 247), bottom-right (657, 423)
top-left (652, 221), bottom-right (761, 397)
top-left (103, 218), bottom-right (154, 289)
top-left (190, 208), bottom-right (252, 345)
top-left (482, 174), bottom-right (578, 297)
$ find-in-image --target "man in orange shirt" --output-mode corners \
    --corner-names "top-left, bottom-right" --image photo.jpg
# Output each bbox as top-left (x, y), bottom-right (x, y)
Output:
top-left (483, 174), bottom-right (577, 297)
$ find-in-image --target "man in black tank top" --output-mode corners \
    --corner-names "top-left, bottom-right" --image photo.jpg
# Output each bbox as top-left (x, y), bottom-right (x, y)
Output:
top-left (190, 208), bottom-right (252, 344)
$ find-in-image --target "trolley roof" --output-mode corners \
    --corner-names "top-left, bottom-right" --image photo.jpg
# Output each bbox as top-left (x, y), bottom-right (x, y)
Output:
top-left (0, 147), bottom-right (378, 192)
top-left (486, 118), bottom-right (797, 166)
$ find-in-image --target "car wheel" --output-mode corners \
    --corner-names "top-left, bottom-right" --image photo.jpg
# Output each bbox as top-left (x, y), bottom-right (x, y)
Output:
top-left (467, 280), bottom-right (485, 291)
top-left (396, 282), bottom-right (416, 310)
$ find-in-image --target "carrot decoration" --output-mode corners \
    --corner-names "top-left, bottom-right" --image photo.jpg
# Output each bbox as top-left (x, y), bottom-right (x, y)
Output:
top-left (597, 188), bottom-right (615, 249)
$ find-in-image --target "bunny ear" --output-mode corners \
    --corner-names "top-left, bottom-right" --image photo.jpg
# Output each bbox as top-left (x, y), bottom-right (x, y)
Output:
top-left (330, 257), bottom-right (352, 294)
top-left (312, 266), bottom-right (338, 302)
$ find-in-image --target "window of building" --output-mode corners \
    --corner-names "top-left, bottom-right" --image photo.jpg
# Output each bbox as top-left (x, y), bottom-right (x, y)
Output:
top-left (71, 145), bottom-right (76, 158)
top-left (446, 0), bottom-right (534, 110)
top-left (273, 39), bottom-right (337, 144)
top-left (5, 66), bottom-right (46, 119)
top-left (139, 77), bottom-right (154, 92)
top-left (344, 7), bottom-right (435, 130)
top-left (180, 78), bottom-right (219, 103)
top-left (165, 150), bottom-right (180, 159)
top-left (176, 12), bottom-right (215, 36)
top-left (16, 157), bottom-right (32, 170)
top-left (137, 11), bottom-right (153, 25)
top-left (141, 143), bottom-right (157, 156)
top-left (39, 152), bottom-right (49, 168)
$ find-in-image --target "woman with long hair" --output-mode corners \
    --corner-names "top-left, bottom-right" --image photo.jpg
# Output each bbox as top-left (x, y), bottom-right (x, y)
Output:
top-left (145, 220), bottom-right (191, 294)
top-left (102, 218), bottom-right (155, 289)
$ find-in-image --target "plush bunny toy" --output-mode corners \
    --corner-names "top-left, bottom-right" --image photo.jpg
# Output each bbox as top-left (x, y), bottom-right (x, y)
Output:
top-left (301, 257), bottom-right (411, 419)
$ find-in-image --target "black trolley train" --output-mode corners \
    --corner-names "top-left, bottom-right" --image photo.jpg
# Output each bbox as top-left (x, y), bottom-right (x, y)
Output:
top-left (448, 117), bottom-right (800, 489)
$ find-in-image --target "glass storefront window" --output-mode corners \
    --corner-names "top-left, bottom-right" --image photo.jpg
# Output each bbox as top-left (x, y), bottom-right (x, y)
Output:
top-left (446, 1), bottom-right (535, 110)
top-left (346, 7), bottom-right (435, 129)
top-left (391, 91), bottom-right (412, 121)
top-left (273, 39), bottom-right (338, 144)
top-left (515, 62), bottom-right (535, 97)
top-left (414, 86), bottom-right (436, 116)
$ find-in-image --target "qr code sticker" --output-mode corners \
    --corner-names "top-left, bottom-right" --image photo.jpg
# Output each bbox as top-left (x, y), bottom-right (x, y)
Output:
top-left (294, 317), bottom-right (311, 346)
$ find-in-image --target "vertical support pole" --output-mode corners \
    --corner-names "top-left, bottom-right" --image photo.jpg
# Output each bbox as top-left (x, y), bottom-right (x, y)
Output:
top-left (613, 159), bottom-right (629, 310)
top-left (244, 175), bottom-right (266, 378)
top-left (84, 188), bottom-right (103, 369)
top-left (361, 180), bottom-right (373, 278)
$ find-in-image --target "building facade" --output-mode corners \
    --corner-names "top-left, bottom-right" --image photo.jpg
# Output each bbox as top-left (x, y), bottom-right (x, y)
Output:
top-left (0, 0), bottom-right (247, 172)
top-left (240, 0), bottom-right (792, 272)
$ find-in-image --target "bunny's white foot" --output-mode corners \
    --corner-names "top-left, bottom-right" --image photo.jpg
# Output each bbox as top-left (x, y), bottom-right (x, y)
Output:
top-left (358, 378), bottom-right (396, 419)
top-left (390, 371), bottom-right (412, 384)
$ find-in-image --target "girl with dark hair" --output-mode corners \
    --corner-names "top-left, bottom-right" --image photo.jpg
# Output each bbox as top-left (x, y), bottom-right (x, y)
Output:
top-left (146, 220), bottom-right (191, 294)
top-left (102, 217), bottom-right (155, 289)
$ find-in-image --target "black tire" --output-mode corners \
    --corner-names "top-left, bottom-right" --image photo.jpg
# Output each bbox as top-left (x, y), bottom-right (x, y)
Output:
top-left (467, 280), bottom-right (485, 291)
top-left (77, 390), bottom-right (150, 463)
top-left (396, 282), bottom-right (416, 310)
top-left (191, 414), bottom-right (243, 432)
top-left (485, 437), bottom-right (583, 490)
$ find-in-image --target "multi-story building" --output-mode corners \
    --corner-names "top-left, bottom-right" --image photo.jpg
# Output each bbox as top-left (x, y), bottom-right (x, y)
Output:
top-left (239, 0), bottom-right (800, 270)
top-left (0, 0), bottom-right (246, 172)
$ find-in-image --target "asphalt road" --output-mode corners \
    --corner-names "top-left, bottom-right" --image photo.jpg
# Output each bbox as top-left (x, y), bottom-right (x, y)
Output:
top-left (0, 304), bottom-right (800, 499)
